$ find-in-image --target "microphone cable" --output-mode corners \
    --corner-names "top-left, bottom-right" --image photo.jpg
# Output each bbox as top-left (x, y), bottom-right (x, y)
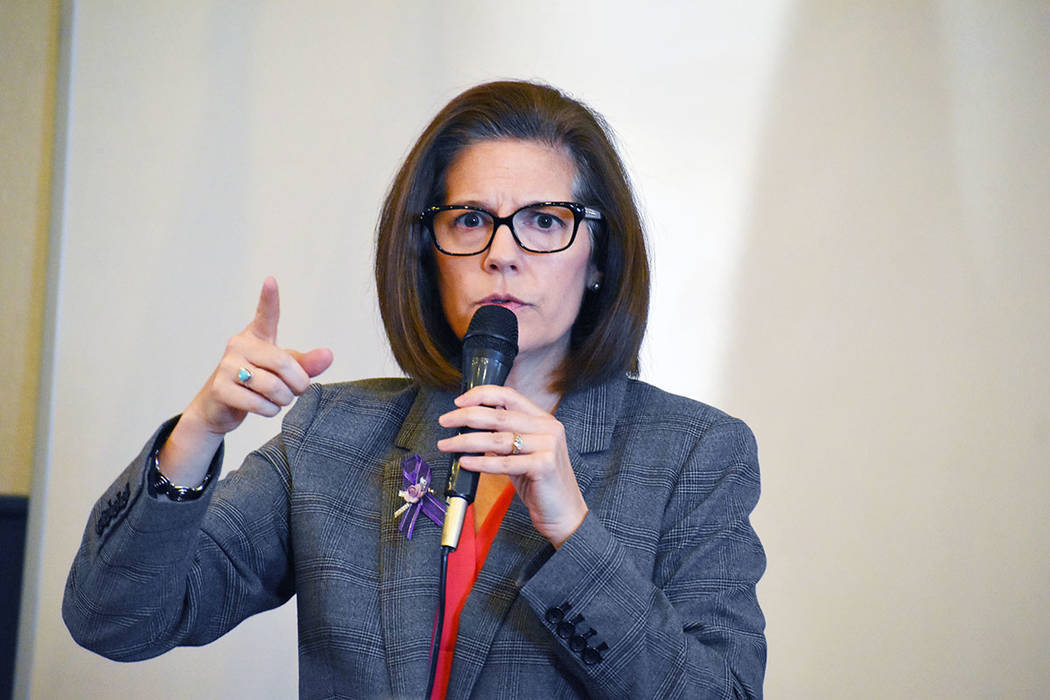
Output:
top-left (424, 547), bottom-right (451, 699)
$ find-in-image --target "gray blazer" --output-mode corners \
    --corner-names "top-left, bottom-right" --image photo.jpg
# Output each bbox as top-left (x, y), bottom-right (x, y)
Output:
top-left (64, 376), bottom-right (766, 698)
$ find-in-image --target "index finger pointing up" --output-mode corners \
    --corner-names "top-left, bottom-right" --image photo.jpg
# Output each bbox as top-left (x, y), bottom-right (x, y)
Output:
top-left (248, 276), bottom-right (280, 342)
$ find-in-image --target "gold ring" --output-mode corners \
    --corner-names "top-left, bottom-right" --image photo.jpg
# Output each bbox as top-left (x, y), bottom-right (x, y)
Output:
top-left (510, 433), bottom-right (524, 455)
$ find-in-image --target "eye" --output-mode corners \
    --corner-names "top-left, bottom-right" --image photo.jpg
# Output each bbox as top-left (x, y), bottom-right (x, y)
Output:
top-left (519, 206), bottom-right (570, 233)
top-left (454, 211), bottom-right (485, 229)
top-left (534, 213), bottom-right (556, 229)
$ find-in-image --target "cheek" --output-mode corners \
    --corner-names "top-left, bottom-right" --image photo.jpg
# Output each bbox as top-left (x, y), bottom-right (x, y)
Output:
top-left (567, 252), bottom-right (594, 297)
top-left (435, 260), bottom-right (471, 337)
top-left (549, 257), bottom-right (592, 323)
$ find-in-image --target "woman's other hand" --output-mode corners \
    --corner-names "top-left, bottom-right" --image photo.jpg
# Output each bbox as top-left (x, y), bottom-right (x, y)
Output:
top-left (158, 277), bottom-right (333, 485)
top-left (437, 385), bottom-right (588, 548)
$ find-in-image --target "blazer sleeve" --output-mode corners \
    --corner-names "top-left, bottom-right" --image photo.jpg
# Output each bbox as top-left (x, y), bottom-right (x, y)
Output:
top-left (518, 417), bottom-right (766, 699)
top-left (62, 388), bottom-right (325, 661)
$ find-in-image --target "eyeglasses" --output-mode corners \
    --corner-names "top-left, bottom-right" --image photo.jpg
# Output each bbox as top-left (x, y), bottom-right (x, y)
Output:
top-left (419, 202), bottom-right (602, 256)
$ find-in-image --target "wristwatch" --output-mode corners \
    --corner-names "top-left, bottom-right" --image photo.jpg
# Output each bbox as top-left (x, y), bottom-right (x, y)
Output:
top-left (147, 447), bottom-right (214, 502)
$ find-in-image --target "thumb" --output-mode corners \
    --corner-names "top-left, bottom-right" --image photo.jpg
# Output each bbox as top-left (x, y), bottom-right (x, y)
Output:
top-left (248, 276), bottom-right (280, 342)
top-left (290, 347), bottom-right (334, 378)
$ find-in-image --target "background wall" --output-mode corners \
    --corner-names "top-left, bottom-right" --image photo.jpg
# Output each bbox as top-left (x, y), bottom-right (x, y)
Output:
top-left (1, 3), bottom-right (60, 694)
top-left (17, 1), bottom-right (1049, 698)
top-left (0, 0), bottom-right (60, 497)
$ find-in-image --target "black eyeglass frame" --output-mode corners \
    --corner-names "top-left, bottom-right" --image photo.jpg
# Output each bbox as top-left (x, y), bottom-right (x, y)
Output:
top-left (419, 201), bottom-right (603, 256)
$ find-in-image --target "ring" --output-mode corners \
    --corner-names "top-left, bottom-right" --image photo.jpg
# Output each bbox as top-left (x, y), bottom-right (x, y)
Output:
top-left (510, 433), bottom-right (524, 455)
top-left (236, 367), bottom-right (253, 384)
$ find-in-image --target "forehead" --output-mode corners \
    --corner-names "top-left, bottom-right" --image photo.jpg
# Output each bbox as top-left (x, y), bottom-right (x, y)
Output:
top-left (443, 139), bottom-right (577, 205)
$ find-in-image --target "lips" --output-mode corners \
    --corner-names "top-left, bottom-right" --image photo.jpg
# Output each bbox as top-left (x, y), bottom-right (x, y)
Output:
top-left (479, 294), bottom-right (526, 310)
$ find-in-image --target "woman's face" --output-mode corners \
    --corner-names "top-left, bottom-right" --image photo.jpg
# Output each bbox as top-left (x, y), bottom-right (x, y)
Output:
top-left (434, 139), bottom-right (598, 377)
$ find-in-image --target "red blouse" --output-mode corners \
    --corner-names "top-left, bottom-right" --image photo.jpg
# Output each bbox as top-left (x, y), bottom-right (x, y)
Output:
top-left (430, 484), bottom-right (516, 699)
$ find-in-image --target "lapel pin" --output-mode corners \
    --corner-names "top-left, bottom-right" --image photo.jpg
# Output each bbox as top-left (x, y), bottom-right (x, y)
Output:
top-left (394, 455), bottom-right (446, 540)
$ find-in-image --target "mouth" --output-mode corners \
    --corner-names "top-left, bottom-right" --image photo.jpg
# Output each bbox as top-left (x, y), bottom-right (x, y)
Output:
top-left (479, 294), bottom-right (527, 311)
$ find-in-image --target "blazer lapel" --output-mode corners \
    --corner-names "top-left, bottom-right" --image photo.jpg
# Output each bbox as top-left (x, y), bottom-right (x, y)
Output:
top-left (444, 376), bottom-right (628, 698)
top-left (378, 385), bottom-right (457, 698)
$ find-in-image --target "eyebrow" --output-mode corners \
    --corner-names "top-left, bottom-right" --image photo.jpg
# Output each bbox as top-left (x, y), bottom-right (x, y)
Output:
top-left (444, 200), bottom-right (553, 210)
top-left (449, 199), bottom-right (491, 209)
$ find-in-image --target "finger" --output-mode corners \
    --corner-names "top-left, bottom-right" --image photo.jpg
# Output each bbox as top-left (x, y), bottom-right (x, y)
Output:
top-left (289, 347), bottom-right (334, 378)
top-left (438, 405), bottom-right (553, 434)
top-left (456, 452), bottom-right (548, 476)
top-left (213, 370), bottom-right (283, 418)
top-left (247, 276), bottom-right (280, 342)
top-left (228, 335), bottom-right (312, 394)
top-left (454, 384), bottom-right (547, 416)
top-left (438, 431), bottom-right (552, 457)
top-left (223, 360), bottom-right (296, 407)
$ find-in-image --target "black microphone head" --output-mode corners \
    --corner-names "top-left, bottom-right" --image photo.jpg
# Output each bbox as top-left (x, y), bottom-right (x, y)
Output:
top-left (463, 304), bottom-right (518, 360)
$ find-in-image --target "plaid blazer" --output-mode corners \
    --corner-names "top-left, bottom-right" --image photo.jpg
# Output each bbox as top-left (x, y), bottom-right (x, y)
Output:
top-left (64, 376), bottom-right (766, 698)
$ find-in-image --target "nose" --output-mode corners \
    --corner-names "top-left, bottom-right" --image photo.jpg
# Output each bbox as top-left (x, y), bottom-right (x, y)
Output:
top-left (482, 221), bottom-right (521, 272)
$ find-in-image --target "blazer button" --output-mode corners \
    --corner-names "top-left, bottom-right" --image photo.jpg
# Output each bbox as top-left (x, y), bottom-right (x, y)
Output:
top-left (569, 627), bottom-right (596, 653)
top-left (581, 642), bottom-right (608, 666)
top-left (557, 613), bottom-right (583, 640)
top-left (545, 602), bottom-right (572, 625)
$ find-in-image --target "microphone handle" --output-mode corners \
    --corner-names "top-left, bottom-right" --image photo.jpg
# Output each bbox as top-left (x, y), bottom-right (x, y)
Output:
top-left (441, 347), bottom-right (514, 549)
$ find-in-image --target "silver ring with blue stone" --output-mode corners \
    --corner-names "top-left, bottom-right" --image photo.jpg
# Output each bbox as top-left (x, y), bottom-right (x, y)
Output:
top-left (236, 367), bottom-right (253, 384)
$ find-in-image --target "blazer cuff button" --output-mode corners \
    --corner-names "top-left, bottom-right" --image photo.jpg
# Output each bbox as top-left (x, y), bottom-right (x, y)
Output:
top-left (557, 613), bottom-right (583, 640)
top-left (545, 602), bottom-right (572, 625)
top-left (581, 642), bottom-right (609, 666)
top-left (569, 628), bottom-right (596, 653)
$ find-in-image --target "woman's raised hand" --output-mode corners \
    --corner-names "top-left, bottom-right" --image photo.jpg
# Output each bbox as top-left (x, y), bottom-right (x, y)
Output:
top-left (436, 386), bottom-right (589, 548)
top-left (187, 276), bottom-right (333, 434)
top-left (158, 277), bottom-right (333, 485)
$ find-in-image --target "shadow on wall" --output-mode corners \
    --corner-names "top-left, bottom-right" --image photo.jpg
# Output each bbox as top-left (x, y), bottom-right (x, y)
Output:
top-left (722, 2), bottom-right (1050, 698)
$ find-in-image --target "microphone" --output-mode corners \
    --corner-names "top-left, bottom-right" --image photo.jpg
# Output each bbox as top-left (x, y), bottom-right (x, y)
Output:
top-left (440, 304), bottom-right (518, 550)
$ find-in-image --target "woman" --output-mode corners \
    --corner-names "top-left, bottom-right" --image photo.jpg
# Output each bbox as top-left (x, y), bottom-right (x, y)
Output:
top-left (64, 81), bottom-right (766, 698)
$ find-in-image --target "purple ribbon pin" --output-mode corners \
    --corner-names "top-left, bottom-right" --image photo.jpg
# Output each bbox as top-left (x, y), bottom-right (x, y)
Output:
top-left (394, 455), bottom-right (446, 540)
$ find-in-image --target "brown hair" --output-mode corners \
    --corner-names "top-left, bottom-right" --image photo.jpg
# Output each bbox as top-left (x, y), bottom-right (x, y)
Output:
top-left (375, 80), bottom-right (649, 394)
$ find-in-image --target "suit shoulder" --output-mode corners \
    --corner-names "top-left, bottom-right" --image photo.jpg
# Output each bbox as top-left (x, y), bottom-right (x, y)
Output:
top-left (282, 377), bottom-right (418, 437)
top-left (620, 377), bottom-right (753, 440)
top-left (618, 379), bottom-right (759, 494)
top-left (315, 377), bottom-right (418, 405)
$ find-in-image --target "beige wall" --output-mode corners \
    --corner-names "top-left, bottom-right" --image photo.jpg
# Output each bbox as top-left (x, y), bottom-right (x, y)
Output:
top-left (0, 0), bottom-right (60, 496)
top-left (728, 3), bottom-right (1050, 695)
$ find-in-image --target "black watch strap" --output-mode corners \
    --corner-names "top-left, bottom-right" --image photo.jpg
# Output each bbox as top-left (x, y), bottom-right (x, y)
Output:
top-left (147, 448), bottom-right (214, 502)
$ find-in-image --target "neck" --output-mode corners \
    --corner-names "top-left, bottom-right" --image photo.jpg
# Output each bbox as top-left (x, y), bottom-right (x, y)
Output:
top-left (504, 344), bottom-right (566, 413)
